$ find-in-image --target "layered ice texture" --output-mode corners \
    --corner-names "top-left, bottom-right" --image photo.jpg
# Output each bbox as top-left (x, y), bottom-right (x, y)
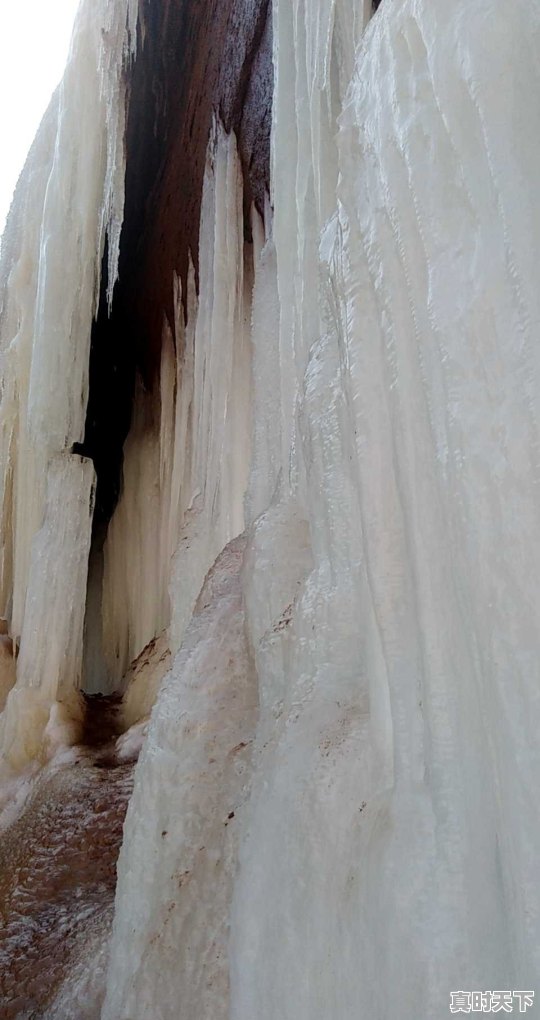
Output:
top-left (2, 0), bottom-right (540, 1016)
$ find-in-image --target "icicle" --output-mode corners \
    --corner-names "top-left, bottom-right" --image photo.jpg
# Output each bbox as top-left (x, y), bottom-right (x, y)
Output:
top-left (244, 209), bottom-right (281, 525)
top-left (101, 120), bottom-right (252, 680)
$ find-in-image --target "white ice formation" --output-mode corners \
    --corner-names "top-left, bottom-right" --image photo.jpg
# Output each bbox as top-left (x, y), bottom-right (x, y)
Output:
top-left (0, 0), bottom-right (138, 768)
top-left (2, 0), bottom-right (540, 1016)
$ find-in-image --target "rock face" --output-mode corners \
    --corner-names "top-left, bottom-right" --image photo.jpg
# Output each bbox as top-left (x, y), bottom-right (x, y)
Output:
top-left (119, 0), bottom-right (272, 361)
top-left (1, 0), bottom-right (540, 1018)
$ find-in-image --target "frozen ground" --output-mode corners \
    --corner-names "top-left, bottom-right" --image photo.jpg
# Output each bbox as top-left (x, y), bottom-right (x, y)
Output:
top-left (0, 697), bottom-right (134, 1019)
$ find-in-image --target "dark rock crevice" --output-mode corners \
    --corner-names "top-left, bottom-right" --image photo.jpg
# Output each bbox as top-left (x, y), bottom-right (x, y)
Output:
top-left (117, 0), bottom-right (273, 381)
top-left (73, 238), bottom-right (136, 527)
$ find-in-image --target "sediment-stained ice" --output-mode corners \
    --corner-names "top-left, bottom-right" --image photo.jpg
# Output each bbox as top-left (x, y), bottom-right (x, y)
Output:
top-left (103, 537), bottom-right (257, 1020)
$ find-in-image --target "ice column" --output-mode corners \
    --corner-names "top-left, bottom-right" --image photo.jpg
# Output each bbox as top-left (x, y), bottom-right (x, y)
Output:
top-left (0, 0), bottom-right (138, 766)
top-left (0, 456), bottom-right (95, 769)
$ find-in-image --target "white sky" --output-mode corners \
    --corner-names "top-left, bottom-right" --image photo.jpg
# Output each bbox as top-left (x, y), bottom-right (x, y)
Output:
top-left (0, 0), bottom-right (81, 236)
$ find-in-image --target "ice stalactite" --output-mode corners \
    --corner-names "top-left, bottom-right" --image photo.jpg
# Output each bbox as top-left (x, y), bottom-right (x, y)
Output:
top-left (0, 0), bottom-right (138, 768)
top-left (102, 122), bottom-right (252, 686)
top-left (244, 206), bottom-right (281, 525)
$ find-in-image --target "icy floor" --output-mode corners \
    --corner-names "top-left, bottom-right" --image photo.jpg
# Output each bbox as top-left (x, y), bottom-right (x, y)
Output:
top-left (0, 696), bottom-right (134, 1019)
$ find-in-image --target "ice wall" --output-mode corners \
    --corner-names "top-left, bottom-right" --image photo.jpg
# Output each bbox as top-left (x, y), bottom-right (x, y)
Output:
top-left (0, 0), bottom-right (138, 766)
top-left (105, 0), bottom-right (540, 1016)
top-left (231, 1), bottom-right (540, 1015)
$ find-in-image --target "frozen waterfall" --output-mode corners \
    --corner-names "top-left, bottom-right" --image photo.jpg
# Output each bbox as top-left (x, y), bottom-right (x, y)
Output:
top-left (1, 0), bottom-right (540, 1017)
